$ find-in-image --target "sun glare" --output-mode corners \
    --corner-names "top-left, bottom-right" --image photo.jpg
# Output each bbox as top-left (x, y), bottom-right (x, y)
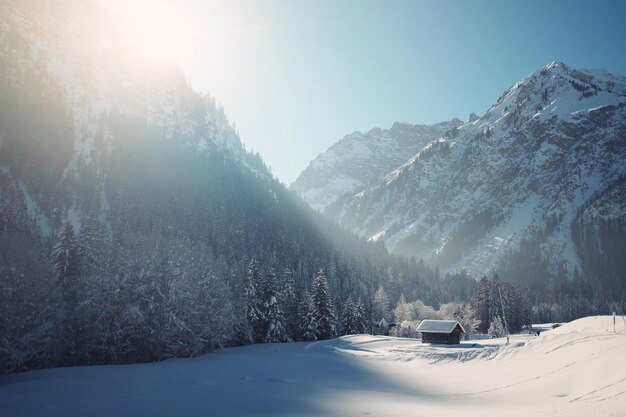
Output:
top-left (99, 0), bottom-right (261, 106)
top-left (117, 3), bottom-right (191, 64)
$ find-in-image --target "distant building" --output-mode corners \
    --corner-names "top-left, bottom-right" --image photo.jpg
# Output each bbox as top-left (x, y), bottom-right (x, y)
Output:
top-left (417, 320), bottom-right (465, 345)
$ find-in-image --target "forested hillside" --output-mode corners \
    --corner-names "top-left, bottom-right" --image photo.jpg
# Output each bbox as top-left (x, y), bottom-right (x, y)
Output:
top-left (0, 0), bottom-right (475, 373)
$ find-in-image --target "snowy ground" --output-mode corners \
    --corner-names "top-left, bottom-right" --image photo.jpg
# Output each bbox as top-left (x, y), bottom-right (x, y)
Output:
top-left (1, 316), bottom-right (625, 417)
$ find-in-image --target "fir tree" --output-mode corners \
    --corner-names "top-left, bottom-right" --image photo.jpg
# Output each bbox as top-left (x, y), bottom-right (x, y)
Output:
top-left (77, 214), bottom-right (110, 274)
top-left (354, 297), bottom-right (367, 334)
top-left (202, 272), bottom-right (236, 349)
top-left (500, 282), bottom-right (516, 333)
top-left (515, 288), bottom-right (532, 331)
top-left (489, 274), bottom-right (504, 327)
top-left (453, 303), bottom-right (480, 340)
top-left (52, 222), bottom-right (81, 288)
top-left (243, 259), bottom-right (263, 343)
top-left (488, 316), bottom-right (506, 338)
top-left (298, 291), bottom-right (317, 341)
top-left (473, 276), bottom-right (491, 333)
top-left (51, 221), bottom-right (82, 364)
top-left (311, 268), bottom-right (337, 340)
top-left (499, 282), bottom-right (532, 333)
top-left (341, 296), bottom-right (357, 335)
top-left (281, 267), bottom-right (298, 340)
top-left (342, 295), bottom-right (367, 335)
top-left (264, 268), bottom-right (289, 343)
top-left (372, 285), bottom-right (391, 335)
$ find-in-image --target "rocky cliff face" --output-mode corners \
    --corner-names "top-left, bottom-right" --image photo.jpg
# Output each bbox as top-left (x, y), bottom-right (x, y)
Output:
top-left (290, 119), bottom-right (463, 211)
top-left (308, 62), bottom-right (626, 287)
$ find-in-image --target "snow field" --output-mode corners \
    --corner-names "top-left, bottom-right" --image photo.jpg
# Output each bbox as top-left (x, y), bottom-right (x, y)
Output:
top-left (1, 316), bottom-right (625, 417)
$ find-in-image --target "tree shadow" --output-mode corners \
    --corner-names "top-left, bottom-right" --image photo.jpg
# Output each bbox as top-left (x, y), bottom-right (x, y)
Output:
top-left (0, 338), bottom-right (473, 417)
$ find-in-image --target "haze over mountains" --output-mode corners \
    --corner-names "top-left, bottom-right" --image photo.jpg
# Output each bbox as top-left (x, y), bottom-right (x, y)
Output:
top-left (292, 62), bottom-right (626, 292)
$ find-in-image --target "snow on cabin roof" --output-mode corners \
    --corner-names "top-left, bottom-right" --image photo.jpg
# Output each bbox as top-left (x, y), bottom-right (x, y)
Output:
top-left (417, 320), bottom-right (465, 334)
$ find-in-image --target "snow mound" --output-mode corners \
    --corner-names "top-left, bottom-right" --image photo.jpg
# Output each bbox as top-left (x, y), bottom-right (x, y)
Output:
top-left (549, 315), bottom-right (624, 334)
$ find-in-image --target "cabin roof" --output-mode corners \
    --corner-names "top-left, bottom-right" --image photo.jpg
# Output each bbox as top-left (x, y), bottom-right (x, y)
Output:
top-left (417, 320), bottom-right (465, 334)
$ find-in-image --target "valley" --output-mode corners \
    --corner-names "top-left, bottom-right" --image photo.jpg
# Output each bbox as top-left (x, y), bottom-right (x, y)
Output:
top-left (2, 316), bottom-right (624, 417)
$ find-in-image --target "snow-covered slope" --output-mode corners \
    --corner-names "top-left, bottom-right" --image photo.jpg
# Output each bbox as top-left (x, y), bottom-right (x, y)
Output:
top-left (290, 119), bottom-right (463, 211)
top-left (322, 62), bottom-right (626, 279)
top-left (0, 0), bottom-right (281, 243)
top-left (2, 315), bottom-right (624, 417)
top-left (0, 0), bottom-right (251, 183)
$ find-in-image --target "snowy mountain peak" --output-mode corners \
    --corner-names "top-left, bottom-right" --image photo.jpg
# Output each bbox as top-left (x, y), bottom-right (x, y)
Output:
top-left (482, 62), bottom-right (626, 147)
top-left (545, 60), bottom-right (565, 70)
top-left (291, 118), bottom-right (462, 211)
top-left (304, 61), bottom-right (626, 286)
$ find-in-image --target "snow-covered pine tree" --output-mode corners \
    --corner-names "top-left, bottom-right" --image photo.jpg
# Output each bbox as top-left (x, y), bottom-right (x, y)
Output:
top-left (311, 268), bottom-right (337, 340)
top-left (372, 285), bottom-right (391, 335)
top-left (500, 281), bottom-right (518, 333)
top-left (473, 276), bottom-right (491, 333)
top-left (77, 214), bottom-right (110, 274)
top-left (49, 207), bottom-right (62, 232)
top-left (52, 222), bottom-right (81, 288)
top-left (281, 267), bottom-right (298, 340)
top-left (51, 221), bottom-right (82, 364)
top-left (354, 297), bottom-right (367, 334)
top-left (196, 272), bottom-right (235, 350)
top-left (0, 243), bottom-right (60, 372)
top-left (488, 315), bottom-right (506, 338)
top-left (508, 283), bottom-right (532, 333)
top-left (488, 274), bottom-right (503, 327)
top-left (133, 251), bottom-right (172, 360)
top-left (341, 296), bottom-right (357, 335)
top-left (243, 258), bottom-right (263, 343)
top-left (264, 268), bottom-right (289, 343)
top-left (298, 291), bottom-right (317, 341)
top-left (453, 303), bottom-right (480, 340)
top-left (516, 287), bottom-right (532, 331)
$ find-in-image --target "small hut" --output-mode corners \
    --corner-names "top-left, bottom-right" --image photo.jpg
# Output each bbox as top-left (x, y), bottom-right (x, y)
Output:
top-left (417, 320), bottom-right (465, 345)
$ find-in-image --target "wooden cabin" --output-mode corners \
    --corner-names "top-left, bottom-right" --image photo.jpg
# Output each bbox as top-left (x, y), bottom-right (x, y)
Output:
top-left (417, 320), bottom-right (465, 345)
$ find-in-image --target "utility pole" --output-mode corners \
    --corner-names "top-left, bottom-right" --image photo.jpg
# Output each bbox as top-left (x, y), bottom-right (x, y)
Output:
top-left (498, 284), bottom-right (510, 343)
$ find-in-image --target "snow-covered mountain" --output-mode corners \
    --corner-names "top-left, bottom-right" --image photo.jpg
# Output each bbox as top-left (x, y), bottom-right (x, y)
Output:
top-left (290, 119), bottom-right (463, 211)
top-left (0, 0), bottom-right (250, 188)
top-left (310, 62), bottom-right (626, 285)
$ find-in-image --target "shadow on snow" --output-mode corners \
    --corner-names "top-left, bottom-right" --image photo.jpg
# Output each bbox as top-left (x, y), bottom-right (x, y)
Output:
top-left (0, 337), bottom-right (450, 417)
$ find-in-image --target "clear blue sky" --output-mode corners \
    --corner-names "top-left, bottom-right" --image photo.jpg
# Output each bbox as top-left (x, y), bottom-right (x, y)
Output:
top-left (107, 0), bottom-right (626, 184)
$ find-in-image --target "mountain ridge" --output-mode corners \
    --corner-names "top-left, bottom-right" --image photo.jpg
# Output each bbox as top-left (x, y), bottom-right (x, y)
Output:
top-left (290, 118), bottom-right (463, 211)
top-left (298, 61), bottom-right (626, 292)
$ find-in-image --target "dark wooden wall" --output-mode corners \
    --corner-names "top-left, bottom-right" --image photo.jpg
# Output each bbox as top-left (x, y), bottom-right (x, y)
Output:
top-left (421, 330), bottom-right (461, 345)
